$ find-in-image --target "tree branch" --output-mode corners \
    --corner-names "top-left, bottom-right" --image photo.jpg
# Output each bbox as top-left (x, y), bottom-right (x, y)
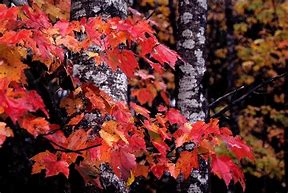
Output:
top-left (211, 71), bottom-right (288, 118)
top-left (208, 85), bottom-right (245, 108)
top-left (48, 140), bottom-right (101, 154)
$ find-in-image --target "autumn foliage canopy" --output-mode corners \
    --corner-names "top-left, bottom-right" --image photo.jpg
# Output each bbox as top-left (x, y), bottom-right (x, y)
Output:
top-left (0, 1), bottom-right (254, 191)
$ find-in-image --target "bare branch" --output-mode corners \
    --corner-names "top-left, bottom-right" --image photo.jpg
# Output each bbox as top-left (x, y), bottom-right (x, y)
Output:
top-left (208, 85), bottom-right (245, 108)
top-left (211, 71), bottom-right (288, 118)
top-left (48, 140), bottom-right (101, 154)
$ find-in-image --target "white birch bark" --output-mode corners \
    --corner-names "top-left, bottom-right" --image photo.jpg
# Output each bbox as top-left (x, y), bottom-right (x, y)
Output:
top-left (71, 0), bottom-right (128, 102)
top-left (176, 0), bottom-right (209, 193)
top-left (70, 1), bottom-right (129, 192)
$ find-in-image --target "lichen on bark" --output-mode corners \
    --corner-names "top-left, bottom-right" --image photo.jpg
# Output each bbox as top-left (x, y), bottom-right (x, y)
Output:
top-left (71, 0), bottom-right (128, 20)
top-left (176, 0), bottom-right (208, 123)
top-left (176, 0), bottom-right (209, 193)
top-left (70, 1), bottom-right (129, 192)
top-left (70, 0), bottom-right (128, 102)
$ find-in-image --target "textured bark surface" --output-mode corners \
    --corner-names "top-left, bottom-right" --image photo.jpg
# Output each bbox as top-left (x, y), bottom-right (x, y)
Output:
top-left (176, 0), bottom-right (207, 123)
top-left (70, 0), bottom-right (128, 102)
top-left (71, 0), bottom-right (128, 20)
top-left (99, 164), bottom-right (129, 193)
top-left (2, 0), bottom-right (28, 7)
top-left (70, 1), bottom-right (129, 192)
top-left (176, 0), bottom-right (209, 193)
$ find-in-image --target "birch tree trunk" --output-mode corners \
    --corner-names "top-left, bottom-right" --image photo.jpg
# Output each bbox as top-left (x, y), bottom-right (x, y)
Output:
top-left (176, 0), bottom-right (209, 193)
top-left (70, 0), bottom-right (128, 102)
top-left (70, 1), bottom-right (129, 192)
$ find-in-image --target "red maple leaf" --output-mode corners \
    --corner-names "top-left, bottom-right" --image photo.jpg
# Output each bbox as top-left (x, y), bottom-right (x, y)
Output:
top-left (151, 44), bottom-right (179, 69)
top-left (0, 30), bottom-right (32, 45)
top-left (19, 116), bottom-right (57, 137)
top-left (166, 108), bottom-right (187, 125)
top-left (0, 79), bottom-right (48, 123)
top-left (151, 163), bottom-right (167, 179)
top-left (111, 102), bottom-right (132, 124)
top-left (111, 147), bottom-right (136, 180)
top-left (0, 122), bottom-right (13, 147)
top-left (222, 136), bottom-right (254, 161)
top-left (130, 102), bottom-right (150, 119)
top-left (152, 140), bottom-right (169, 157)
top-left (31, 151), bottom-right (69, 178)
top-left (211, 155), bottom-right (233, 187)
top-left (175, 150), bottom-right (199, 178)
top-left (105, 49), bottom-right (138, 77)
top-left (212, 155), bottom-right (246, 191)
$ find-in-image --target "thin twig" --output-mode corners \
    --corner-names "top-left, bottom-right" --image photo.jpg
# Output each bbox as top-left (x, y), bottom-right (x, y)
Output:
top-left (145, 10), bottom-right (156, 21)
top-left (211, 71), bottom-right (288, 118)
top-left (208, 85), bottom-right (245, 108)
top-left (49, 140), bottom-right (101, 154)
top-left (39, 128), bottom-right (63, 136)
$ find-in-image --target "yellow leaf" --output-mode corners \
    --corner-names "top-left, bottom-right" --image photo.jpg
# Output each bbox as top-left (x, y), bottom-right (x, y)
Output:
top-left (126, 171), bottom-right (135, 186)
top-left (0, 45), bottom-right (27, 82)
top-left (99, 130), bottom-right (120, 147)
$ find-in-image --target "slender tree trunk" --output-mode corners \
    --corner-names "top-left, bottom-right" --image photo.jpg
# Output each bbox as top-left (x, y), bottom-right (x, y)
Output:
top-left (176, 0), bottom-right (209, 193)
top-left (225, 0), bottom-right (239, 137)
top-left (225, 1), bottom-right (237, 192)
top-left (70, 1), bottom-right (129, 192)
top-left (168, 0), bottom-right (177, 50)
top-left (284, 76), bottom-right (288, 193)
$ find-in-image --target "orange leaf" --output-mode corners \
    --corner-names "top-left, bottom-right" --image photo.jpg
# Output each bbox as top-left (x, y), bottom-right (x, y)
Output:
top-left (19, 116), bottom-right (53, 137)
top-left (132, 164), bottom-right (149, 178)
top-left (130, 102), bottom-right (150, 118)
top-left (31, 150), bottom-right (69, 178)
top-left (176, 150), bottom-right (199, 179)
top-left (0, 45), bottom-right (27, 82)
top-left (67, 113), bottom-right (84, 126)
top-left (66, 129), bottom-right (88, 150)
top-left (60, 95), bottom-right (84, 116)
top-left (0, 122), bottom-right (13, 147)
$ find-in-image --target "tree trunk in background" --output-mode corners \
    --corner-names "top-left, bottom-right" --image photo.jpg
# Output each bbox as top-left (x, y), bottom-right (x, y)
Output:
top-left (284, 76), bottom-right (288, 193)
top-left (70, 1), bottom-right (129, 192)
top-left (176, 0), bottom-right (209, 193)
top-left (225, 0), bottom-right (239, 136)
top-left (225, 1), bottom-right (237, 192)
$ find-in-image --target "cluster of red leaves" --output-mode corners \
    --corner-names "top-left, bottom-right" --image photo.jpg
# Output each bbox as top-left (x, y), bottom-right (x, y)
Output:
top-left (0, 4), bottom-right (178, 75)
top-left (141, 107), bottom-right (254, 190)
top-left (130, 70), bottom-right (174, 106)
top-left (0, 2), bottom-right (253, 191)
